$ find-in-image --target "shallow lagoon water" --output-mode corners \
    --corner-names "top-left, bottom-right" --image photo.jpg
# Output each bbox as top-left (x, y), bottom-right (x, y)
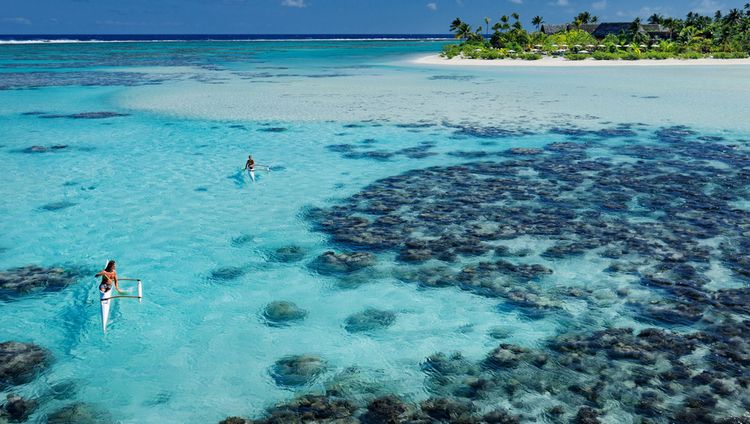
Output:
top-left (1, 40), bottom-right (750, 423)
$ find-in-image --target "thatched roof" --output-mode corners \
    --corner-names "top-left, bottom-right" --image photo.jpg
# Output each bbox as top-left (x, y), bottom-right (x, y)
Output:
top-left (541, 24), bottom-right (567, 35)
top-left (588, 23), bottom-right (633, 38)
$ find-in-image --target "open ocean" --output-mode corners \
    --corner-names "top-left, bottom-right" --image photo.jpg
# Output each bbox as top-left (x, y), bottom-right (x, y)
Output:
top-left (1, 36), bottom-right (750, 423)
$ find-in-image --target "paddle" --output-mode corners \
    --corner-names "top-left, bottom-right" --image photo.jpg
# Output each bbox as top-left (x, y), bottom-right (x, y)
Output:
top-left (101, 295), bottom-right (142, 301)
top-left (101, 279), bottom-right (142, 300)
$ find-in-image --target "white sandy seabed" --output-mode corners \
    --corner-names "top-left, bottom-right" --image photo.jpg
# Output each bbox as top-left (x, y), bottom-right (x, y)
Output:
top-left (115, 53), bottom-right (750, 132)
top-left (414, 54), bottom-right (750, 67)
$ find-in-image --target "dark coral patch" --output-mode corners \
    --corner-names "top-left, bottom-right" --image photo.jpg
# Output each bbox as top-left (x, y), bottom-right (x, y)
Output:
top-left (0, 341), bottom-right (52, 387)
top-left (269, 355), bottom-right (327, 387)
top-left (39, 112), bottom-right (129, 119)
top-left (344, 308), bottom-right (396, 332)
top-left (262, 301), bottom-right (308, 326)
top-left (299, 124), bottom-right (750, 422)
top-left (15, 145), bottom-right (69, 154)
top-left (450, 125), bottom-right (535, 139)
top-left (268, 245), bottom-right (307, 263)
top-left (258, 127), bottom-right (287, 133)
top-left (428, 75), bottom-right (476, 81)
top-left (39, 201), bottom-right (77, 211)
top-left (208, 267), bottom-right (245, 281)
top-left (0, 265), bottom-right (84, 300)
top-left (309, 251), bottom-right (376, 275)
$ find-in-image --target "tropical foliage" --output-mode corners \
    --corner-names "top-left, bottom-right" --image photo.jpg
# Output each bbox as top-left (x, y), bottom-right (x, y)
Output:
top-left (443, 6), bottom-right (750, 60)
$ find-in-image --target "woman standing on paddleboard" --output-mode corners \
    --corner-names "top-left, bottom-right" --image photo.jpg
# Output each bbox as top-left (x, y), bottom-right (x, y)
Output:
top-left (245, 155), bottom-right (256, 182)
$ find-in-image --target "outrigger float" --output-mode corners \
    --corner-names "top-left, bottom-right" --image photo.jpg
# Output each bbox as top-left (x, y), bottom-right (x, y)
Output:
top-left (100, 278), bottom-right (143, 333)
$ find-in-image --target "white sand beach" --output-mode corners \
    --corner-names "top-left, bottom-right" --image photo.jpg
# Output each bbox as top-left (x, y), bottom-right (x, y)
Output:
top-left (414, 54), bottom-right (750, 67)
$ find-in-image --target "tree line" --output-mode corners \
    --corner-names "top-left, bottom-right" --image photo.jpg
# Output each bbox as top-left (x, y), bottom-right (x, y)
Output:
top-left (444, 6), bottom-right (750, 60)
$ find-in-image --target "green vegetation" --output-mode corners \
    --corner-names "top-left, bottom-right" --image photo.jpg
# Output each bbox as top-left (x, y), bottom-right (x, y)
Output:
top-left (520, 53), bottom-right (542, 60)
top-left (591, 51), bottom-right (619, 60)
top-left (619, 51), bottom-right (642, 61)
top-left (644, 51), bottom-right (672, 60)
top-left (442, 43), bottom-right (541, 60)
top-left (712, 51), bottom-right (750, 58)
top-left (443, 5), bottom-right (750, 61)
top-left (565, 53), bottom-right (589, 61)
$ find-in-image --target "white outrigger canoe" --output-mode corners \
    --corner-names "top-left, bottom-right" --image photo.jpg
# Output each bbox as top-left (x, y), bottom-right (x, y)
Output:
top-left (100, 279), bottom-right (142, 333)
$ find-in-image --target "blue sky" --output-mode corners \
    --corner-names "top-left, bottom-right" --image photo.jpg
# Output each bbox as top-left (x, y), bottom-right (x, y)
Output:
top-left (0, 0), bottom-right (743, 34)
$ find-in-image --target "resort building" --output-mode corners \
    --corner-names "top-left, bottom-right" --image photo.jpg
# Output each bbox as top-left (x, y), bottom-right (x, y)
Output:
top-left (541, 22), bottom-right (673, 40)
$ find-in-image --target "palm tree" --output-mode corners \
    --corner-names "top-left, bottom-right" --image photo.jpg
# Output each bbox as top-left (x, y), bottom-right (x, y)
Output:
top-left (725, 8), bottom-right (743, 25)
top-left (591, 16), bottom-right (599, 23)
top-left (648, 14), bottom-right (664, 25)
top-left (679, 25), bottom-right (697, 44)
top-left (532, 16), bottom-right (544, 31)
top-left (686, 12), bottom-right (711, 29)
top-left (484, 17), bottom-right (490, 38)
top-left (449, 19), bottom-right (474, 41)
top-left (494, 15), bottom-right (510, 33)
top-left (456, 22), bottom-right (473, 41)
top-left (630, 17), bottom-right (642, 30)
top-left (626, 17), bottom-right (648, 44)
top-left (661, 17), bottom-right (681, 38)
top-left (575, 11), bottom-right (592, 24)
top-left (450, 18), bottom-right (464, 34)
top-left (511, 13), bottom-right (522, 31)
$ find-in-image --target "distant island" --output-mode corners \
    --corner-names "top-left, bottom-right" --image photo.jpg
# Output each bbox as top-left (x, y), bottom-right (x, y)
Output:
top-left (438, 6), bottom-right (750, 62)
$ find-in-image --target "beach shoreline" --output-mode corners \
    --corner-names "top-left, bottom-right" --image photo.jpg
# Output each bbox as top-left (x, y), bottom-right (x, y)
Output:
top-left (414, 54), bottom-right (750, 67)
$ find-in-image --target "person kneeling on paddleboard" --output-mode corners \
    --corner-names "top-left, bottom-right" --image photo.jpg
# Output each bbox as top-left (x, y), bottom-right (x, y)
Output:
top-left (96, 260), bottom-right (125, 294)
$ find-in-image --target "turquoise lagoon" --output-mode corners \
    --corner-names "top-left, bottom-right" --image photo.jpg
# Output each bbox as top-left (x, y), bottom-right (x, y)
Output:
top-left (1, 40), bottom-right (750, 423)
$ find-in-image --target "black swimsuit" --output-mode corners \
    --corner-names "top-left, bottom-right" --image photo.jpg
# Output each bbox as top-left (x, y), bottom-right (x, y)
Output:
top-left (99, 272), bottom-right (114, 292)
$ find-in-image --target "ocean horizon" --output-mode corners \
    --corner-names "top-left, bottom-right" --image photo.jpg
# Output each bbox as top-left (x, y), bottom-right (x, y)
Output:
top-left (0, 34), bottom-right (455, 44)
